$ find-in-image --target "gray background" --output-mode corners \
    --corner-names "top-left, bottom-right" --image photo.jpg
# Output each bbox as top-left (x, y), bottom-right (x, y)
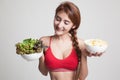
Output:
top-left (0, 0), bottom-right (120, 80)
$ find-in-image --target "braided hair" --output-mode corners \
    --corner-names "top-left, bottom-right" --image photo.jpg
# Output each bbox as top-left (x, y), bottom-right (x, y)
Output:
top-left (69, 29), bottom-right (81, 61)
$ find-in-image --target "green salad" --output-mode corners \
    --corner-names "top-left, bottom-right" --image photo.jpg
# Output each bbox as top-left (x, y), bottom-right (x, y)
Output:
top-left (15, 38), bottom-right (43, 54)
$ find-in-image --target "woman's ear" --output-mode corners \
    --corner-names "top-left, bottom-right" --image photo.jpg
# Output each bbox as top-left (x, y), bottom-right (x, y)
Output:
top-left (72, 25), bottom-right (76, 29)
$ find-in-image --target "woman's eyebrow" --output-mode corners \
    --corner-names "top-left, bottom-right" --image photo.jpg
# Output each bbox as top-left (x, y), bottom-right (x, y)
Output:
top-left (55, 15), bottom-right (60, 18)
top-left (56, 15), bottom-right (71, 22)
top-left (64, 20), bottom-right (70, 23)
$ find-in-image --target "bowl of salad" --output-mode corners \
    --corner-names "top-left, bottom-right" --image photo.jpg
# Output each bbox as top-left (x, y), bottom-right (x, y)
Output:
top-left (84, 39), bottom-right (108, 53)
top-left (15, 38), bottom-right (43, 61)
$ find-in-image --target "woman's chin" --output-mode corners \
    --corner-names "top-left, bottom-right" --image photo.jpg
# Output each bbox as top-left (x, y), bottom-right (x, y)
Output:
top-left (55, 33), bottom-right (62, 36)
top-left (55, 31), bottom-right (63, 36)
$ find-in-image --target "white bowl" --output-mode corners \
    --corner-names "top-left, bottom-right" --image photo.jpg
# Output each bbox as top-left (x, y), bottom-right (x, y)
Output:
top-left (21, 51), bottom-right (43, 61)
top-left (84, 39), bottom-right (108, 53)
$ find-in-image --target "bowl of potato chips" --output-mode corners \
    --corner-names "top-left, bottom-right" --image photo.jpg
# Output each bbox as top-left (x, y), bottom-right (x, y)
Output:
top-left (84, 39), bottom-right (108, 53)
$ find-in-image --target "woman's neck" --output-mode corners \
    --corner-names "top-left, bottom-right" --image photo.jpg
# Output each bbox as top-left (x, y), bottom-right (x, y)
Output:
top-left (53, 33), bottom-right (71, 41)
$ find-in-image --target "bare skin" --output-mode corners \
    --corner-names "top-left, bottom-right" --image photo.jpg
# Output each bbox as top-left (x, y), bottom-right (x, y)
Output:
top-left (38, 35), bottom-right (88, 80)
top-left (38, 11), bottom-right (102, 80)
top-left (49, 71), bottom-right (76, 80)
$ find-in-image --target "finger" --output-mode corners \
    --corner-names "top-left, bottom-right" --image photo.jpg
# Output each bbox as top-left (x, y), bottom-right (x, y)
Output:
top-left (92, 53), bottom-right (97, 56)
top-left (89, 53), bottom-right (92, 57)
top-left (96, 53), bottom-right (100, 56)
top-left (92, 53), bottom-right (99, 56)
top-left (98, 53), bottom-right (103, 56)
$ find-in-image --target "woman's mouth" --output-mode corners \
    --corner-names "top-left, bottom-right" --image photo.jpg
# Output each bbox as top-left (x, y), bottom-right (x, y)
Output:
top-left (55, 27), bottom-right (65, 31)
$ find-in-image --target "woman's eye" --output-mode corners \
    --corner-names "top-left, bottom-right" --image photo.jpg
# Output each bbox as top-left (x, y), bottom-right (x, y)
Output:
top-left (64, 21), bottom-right (69, 25)
top-left (56, 16), bottom-right (61, 21)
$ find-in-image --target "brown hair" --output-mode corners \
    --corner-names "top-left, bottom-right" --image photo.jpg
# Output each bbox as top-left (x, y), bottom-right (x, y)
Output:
top-left (55, 1), bottom-right (81, 61)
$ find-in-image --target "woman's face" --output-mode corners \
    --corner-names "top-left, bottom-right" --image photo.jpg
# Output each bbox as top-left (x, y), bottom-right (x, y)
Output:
top-left (54, 11), bottom-right (74, 36)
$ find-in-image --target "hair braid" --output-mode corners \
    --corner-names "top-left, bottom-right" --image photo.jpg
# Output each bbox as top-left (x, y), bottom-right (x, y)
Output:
top-left (69, 30), bottom-right (81, 62)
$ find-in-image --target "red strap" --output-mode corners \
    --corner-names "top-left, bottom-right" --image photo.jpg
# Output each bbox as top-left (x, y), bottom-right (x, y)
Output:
top-left (49, 36), bottom-right (52, 47)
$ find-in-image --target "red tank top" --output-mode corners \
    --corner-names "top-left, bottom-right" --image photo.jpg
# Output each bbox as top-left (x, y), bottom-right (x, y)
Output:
top-left (44, 37), bottom-right (79, 71)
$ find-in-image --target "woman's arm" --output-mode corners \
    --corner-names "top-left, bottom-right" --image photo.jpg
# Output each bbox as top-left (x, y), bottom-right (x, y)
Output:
top-left (38, 55), bottom-right (48, 76)
top-left (38, 37), bottom-right (49, 76)
top-left (78, 53), bottom-right (88, 80)
top-left (77, 39), bottom-right (88, 80)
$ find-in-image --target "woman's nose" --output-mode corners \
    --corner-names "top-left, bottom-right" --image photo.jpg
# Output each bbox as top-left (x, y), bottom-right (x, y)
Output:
top-left (58, 21), bottom-right (63, 28)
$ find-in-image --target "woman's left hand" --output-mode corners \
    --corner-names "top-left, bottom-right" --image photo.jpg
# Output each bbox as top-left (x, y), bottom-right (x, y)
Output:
top-left (84, 49), bottom-right (103, 57)
top-left (87, 52), bottom-right (103, 57)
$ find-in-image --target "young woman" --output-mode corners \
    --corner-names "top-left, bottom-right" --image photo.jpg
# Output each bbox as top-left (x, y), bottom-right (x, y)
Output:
top-left (38, 1), bottom-right (102, 80)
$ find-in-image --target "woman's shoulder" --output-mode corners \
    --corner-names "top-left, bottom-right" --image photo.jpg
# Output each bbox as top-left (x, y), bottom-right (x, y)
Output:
top-left (77, 38), bottom-right (86, 50)
top-left (77, 38), bottom-right (84, 44)
top-left (39, 36), bottom-right (50, 41)
top-left (39, 36), bottom-right (51, 47)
